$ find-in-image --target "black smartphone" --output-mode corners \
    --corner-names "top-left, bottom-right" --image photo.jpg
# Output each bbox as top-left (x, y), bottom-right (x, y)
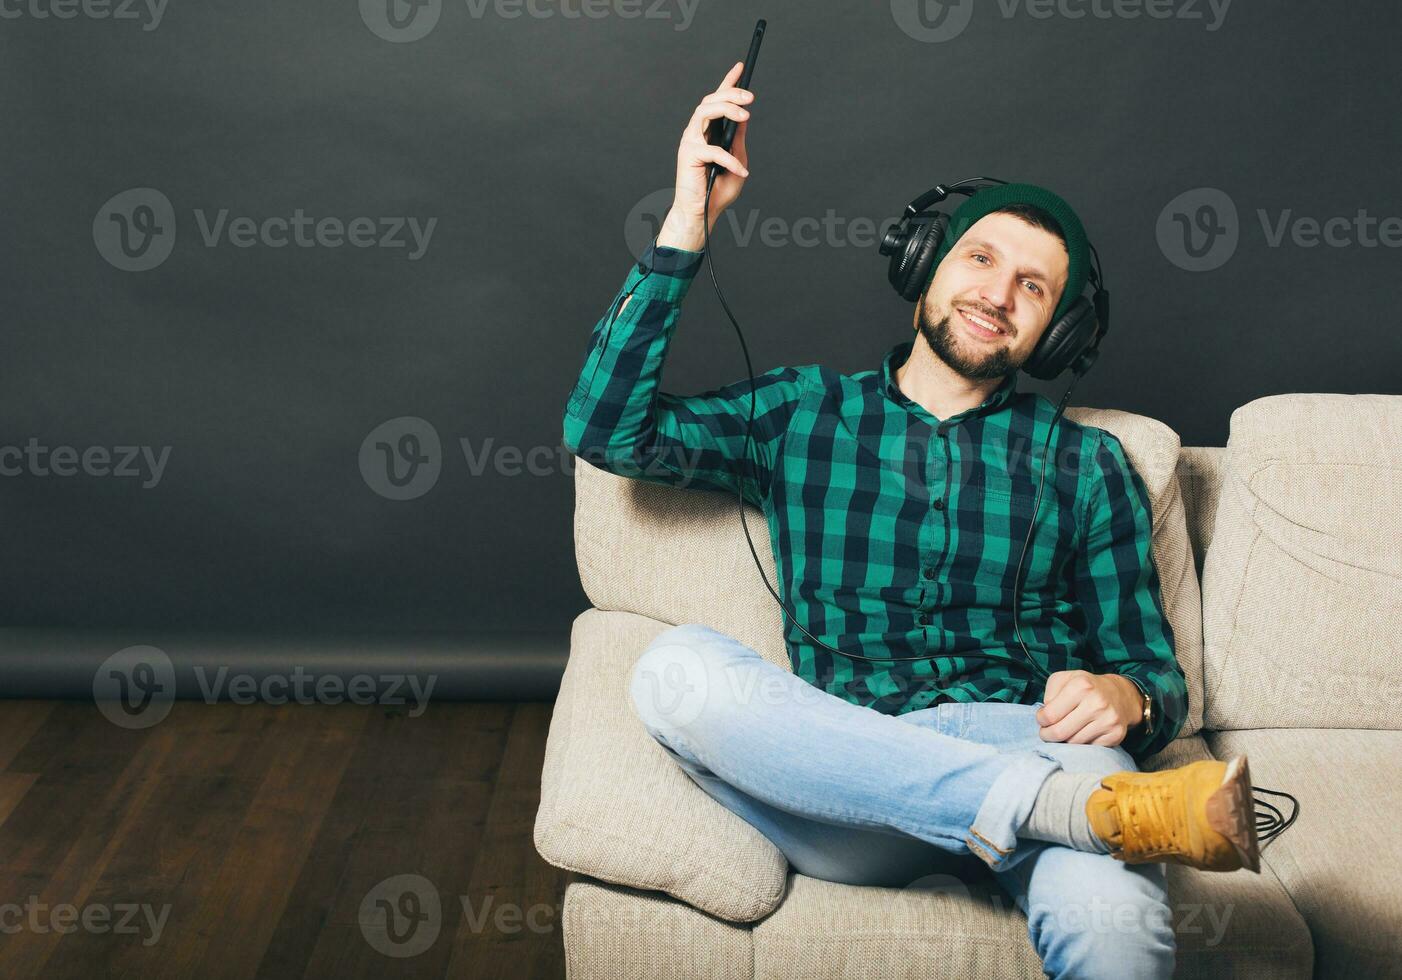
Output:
top-left (705, 19), bottom-right (765, 156)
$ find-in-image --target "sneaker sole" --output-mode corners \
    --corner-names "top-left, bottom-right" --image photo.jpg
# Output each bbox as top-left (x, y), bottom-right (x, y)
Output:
top-left (1204, 755), bottom-right (1261, 873)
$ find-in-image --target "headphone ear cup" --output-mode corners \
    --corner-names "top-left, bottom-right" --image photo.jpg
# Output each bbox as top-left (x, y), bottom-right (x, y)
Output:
top-left (1022, 296), bottom-right (1098, 380)
top-left (890, 212), bottom-right (950, 302)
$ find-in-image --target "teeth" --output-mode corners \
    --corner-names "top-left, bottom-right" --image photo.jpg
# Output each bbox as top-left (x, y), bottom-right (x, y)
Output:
top-left (964, 310), bottom-right (1003, 334)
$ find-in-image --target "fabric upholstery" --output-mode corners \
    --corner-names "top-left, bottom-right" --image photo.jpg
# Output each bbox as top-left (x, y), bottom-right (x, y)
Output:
top-left (1200, 394), bottom-right (1402, 730)
top-left (1208, 728), bottom-right (1402, 979)
top-left (562, 878), bottom-right (753, 980)
top-left (534, 608), bottom-right (789, 923)
top-left (1177, 446), bottom-right (1226, 580)
top-left (1143, 735), bottom-right (1314, 978)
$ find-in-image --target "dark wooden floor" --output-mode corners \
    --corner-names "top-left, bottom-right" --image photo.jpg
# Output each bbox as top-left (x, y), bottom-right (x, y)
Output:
top-left (0, 700), bottom-right (574, 979)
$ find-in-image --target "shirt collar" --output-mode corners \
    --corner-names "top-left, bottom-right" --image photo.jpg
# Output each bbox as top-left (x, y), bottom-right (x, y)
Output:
top-left (880, 339), bottom-right (1019, 426)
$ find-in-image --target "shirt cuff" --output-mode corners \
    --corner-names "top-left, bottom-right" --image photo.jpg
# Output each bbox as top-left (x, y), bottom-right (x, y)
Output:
top-left (623, 240), bottom-right (706, 301)
top-left (637, 240), bottom-right (705, 273)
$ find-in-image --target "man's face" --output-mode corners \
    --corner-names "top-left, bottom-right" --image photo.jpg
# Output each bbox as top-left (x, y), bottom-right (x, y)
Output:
top-left (916, 212), bottom-right (1070, 381)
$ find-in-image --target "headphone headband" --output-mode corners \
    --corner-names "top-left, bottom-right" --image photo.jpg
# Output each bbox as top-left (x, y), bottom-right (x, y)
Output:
top-left (899, 176), bottom-right (1008, 222)
top-left (900, 177), bottom-right (1106, 295)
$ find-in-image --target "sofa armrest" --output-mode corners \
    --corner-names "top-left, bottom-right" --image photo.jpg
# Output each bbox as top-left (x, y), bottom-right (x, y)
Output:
top-left (534, 608), bottom-right (790, 923)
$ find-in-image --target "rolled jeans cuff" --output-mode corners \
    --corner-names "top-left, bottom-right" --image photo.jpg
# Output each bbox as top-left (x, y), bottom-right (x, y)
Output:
top-left (964, 747), bottom-right (1063, 873)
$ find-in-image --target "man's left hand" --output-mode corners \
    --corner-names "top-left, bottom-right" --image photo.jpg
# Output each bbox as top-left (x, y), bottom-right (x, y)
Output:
top-left (1036, 670), bottom-right (1142, 747)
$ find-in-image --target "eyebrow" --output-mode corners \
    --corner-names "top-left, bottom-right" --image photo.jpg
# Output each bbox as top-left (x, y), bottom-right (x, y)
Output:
top-left (962, 238), bottom-right (1057, 290)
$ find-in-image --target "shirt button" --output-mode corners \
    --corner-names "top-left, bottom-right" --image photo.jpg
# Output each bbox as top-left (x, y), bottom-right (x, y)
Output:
top-left (916, 612), bottom-right (930, 626)
top-left (932, 498), bottom-right (945, 511)
top-left (923, 567), bottom-right (935, 580)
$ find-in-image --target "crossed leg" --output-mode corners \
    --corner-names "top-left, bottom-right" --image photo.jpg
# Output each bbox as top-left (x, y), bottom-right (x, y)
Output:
top-left (629, 623), bottom-right (1175, 979)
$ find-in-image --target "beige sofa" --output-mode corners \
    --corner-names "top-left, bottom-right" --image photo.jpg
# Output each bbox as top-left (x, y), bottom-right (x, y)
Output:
top-left (535, 392), bottom-right (1401, 978)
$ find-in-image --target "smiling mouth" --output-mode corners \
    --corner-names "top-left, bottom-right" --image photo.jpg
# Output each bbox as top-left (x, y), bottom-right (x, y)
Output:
top-left (958, 307), bottom-right (1009, 340)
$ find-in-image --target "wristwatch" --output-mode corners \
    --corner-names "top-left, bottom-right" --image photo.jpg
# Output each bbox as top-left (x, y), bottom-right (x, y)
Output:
top-left (1128, 677), bottom-right (1154, 736)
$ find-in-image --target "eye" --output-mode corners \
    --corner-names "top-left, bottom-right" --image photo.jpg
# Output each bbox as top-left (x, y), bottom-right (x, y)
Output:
top-left (1023, 280), bottom-right (1042, 296)
top-left (971, 253), bottom-right (991, 265)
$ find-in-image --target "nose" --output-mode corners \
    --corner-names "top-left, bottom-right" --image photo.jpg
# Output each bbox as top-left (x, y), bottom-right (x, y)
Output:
top-left (979, 272), bottom-right (1016, 314)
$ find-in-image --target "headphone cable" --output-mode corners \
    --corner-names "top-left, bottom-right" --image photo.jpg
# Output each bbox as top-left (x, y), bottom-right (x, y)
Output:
top-left (597, 165), bottom-right (1301, 848)
top-left (702, 166), bottom-right (1054, 679)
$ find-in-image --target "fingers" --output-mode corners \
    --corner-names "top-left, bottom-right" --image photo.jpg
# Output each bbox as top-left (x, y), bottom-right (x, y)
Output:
top-left (1040, 698), bottom-right (1098, 744)
top-left (1089, 725), bottom-right (1128, 747)
top-left (683, 63), bottom-right (756, 145)
top-left (717, 60), bottom-right (746, 92)
top-left (1036, 671), bottom-right (1085, 728)
top-left (693, 142), bottom-right (748, 177)
top-left (686, 98), bottom-right (750, 139)
top-left (731, 117), bottom-right (748, 166)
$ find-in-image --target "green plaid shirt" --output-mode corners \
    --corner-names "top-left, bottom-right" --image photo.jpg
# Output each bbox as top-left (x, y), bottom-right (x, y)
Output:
top-left (564, 242), bottom-right (1187, 758)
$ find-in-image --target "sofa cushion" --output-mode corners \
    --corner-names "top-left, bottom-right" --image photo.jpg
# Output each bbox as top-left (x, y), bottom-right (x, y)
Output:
top-left (534, 608), bottom-right (789, 923)
top-left (1200, 393), bottom-right (1402, 729)
top-left (1207, 728), bottom-right (1402, 977)
top-left (751, 736), bottom-right (1311, 980)
top-left (562, 879), bottom-right (753, 980)
top-left (572, 458), bottom-right (792, 671)
top-left (1177, 446), bottom-right (1226, 580)
top-left (573, 403), bottom-right (1205, 743)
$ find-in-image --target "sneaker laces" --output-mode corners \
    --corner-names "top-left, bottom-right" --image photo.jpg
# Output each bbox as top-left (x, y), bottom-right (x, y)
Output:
top-left (1252, 785), bottom-right (1300, 850)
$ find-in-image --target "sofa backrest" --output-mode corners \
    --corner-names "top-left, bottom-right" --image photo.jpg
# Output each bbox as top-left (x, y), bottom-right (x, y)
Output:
top-left (1199, 393), bottom-right (1402, 731)
top-left (1176, 446), bottom-right (1226, 583)
top-left (572, 404), bottom-right (1205, 740)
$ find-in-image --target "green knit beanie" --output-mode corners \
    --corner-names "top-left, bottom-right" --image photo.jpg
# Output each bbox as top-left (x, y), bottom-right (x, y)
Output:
top-left (929, 182), bottom-right (1090, 323)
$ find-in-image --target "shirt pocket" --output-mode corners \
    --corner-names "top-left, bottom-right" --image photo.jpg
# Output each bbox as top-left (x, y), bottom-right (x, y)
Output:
top-left (967, 475), bottom-right (1069, 592)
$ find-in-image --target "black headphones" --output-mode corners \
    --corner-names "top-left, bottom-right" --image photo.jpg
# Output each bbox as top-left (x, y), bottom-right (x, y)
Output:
top-left (879, 176), bottom-right (1111, 381)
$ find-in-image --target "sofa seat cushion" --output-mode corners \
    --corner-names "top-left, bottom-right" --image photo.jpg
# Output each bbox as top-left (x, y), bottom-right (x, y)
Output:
top-left (1143, 735), bottom-right (1314, 977)
top-left (753, 869), bottom-right (1046, 979)
top-left (1207, 728), bottom-right (1402, 978)
top-left (534, 608), bottom-right (789, 924)
top-left (562, 878), bottom-right (753, 980)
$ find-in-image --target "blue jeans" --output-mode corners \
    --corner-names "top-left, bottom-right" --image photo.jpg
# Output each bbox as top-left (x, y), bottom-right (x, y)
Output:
top-left (629, 623), bottom-right (1175, 980)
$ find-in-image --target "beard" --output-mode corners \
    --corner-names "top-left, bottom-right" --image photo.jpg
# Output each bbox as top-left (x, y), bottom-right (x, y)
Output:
top-left (916, 296), bottom-right (1023, 382)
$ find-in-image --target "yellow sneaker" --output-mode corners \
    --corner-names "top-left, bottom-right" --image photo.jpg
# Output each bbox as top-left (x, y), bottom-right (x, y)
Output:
top-left (1085, 756), bottom-right (1261, 873)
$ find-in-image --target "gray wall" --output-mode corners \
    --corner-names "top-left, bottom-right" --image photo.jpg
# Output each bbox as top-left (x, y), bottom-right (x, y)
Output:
top-left (2, 0), bottom-right (1399, 636)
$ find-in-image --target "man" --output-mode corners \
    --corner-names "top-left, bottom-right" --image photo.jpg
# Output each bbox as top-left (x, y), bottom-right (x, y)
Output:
top-left (563, 63), bottom-right (1257, 978)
